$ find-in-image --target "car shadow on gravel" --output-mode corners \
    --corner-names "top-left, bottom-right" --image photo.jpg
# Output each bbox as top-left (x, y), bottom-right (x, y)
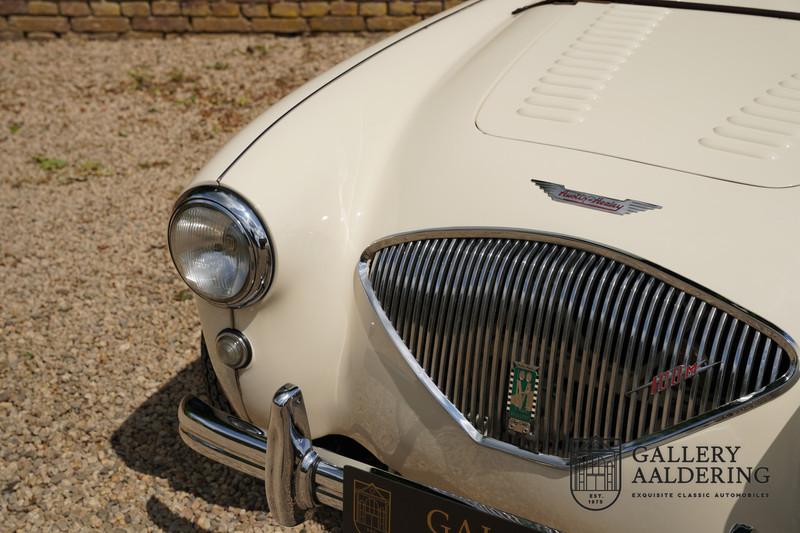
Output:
top-left (146, 496), bottom-right (214, 533)
top-left (111, 360), bottom-right (267, 529)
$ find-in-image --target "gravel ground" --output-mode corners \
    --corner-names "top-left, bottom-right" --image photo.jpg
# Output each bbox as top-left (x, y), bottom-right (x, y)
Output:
top-left (0, 33), bottom-right (380, 532)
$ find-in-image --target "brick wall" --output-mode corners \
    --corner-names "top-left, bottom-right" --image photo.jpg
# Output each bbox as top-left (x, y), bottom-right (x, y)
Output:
top-left (0, 0), bottom-right (464, 39)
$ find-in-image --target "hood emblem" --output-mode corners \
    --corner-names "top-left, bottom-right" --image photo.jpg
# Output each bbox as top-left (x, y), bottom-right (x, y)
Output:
top-left (532, 180), bottom-right (661, 215)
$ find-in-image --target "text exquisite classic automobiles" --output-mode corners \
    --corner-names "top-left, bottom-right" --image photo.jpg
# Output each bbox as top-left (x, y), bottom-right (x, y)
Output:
top-left (167, 1), bottom-right (800, 531)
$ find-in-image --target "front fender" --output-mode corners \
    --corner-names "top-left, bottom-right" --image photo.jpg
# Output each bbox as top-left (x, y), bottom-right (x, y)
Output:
top-left (203, 0), bottom-right (521, 432)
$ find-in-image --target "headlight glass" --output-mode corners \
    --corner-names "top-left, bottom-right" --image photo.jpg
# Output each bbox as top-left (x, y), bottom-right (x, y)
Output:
top-left (170, 206), bottom-right (251, 301)
top-left (168, 188), bottom-right (273, 307)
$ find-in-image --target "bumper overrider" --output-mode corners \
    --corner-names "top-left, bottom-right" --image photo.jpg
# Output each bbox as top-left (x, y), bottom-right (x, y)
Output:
top-left (178, 385), bottom-right (561, 531)
top-left (178, 385), bottom-right (344, 526)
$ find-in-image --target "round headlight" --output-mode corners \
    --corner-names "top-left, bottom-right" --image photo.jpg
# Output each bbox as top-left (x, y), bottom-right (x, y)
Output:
top-left (168, 187), bottom-right (273, 307)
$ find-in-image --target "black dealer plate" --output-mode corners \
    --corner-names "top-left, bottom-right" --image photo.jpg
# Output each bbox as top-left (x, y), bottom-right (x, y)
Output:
top-left (342, 466), bottom-right (546, 533)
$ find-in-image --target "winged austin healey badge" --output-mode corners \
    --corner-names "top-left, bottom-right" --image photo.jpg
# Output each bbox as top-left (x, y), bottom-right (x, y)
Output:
top-left (532, 180), bottom-right (661, 215)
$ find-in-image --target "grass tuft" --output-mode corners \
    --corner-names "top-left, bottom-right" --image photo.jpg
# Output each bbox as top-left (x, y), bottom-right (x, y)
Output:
top-left (32, 155), bottom-right (67, 171)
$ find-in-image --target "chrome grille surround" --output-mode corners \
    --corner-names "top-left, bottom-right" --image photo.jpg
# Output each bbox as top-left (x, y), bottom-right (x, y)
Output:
top-left (358, 229), bottom-right (798, 467)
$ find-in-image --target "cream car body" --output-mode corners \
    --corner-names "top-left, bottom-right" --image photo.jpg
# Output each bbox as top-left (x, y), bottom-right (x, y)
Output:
top-left (173, 1), bottom-right (800, 531)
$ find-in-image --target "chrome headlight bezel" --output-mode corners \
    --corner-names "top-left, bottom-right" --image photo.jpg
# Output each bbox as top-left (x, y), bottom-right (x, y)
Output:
top-left (168, 186), bottom-right (274, 308)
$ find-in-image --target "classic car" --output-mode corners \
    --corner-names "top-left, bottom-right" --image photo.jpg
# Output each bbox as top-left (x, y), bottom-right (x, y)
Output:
top-left (168, 1), bottom-right (800, 531)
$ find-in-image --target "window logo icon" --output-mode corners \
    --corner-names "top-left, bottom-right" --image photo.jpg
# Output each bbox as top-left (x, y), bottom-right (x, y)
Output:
top-left (353, 480), bottom-right (392, 533)
top-left (569, 437), bottom-right (622, 511)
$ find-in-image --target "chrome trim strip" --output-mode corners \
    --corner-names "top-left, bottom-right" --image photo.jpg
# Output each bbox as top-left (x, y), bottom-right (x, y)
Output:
top-left (560, 255), bottom-right (601, 446)
top-left (178, 396), bottom-right (267, 479)
top-left (647, 290), bottom-right (684, 435)
top-left (613, 275), bottom-right (650, 437)
top-left (754, 338), bottom-right (772, 392)
top-left (675, 300), bottom-right (705, 424)
top-left (604, 271), bottom-right (644, 438)
top-left (538, 248), bottom-right (578, 448)
top-left (686, 305), bottom-right (714, 419)
top-left (625, 281), bottom-right (664, 441)
top-left (358, 228), bottom-right (799, 468)
top-left (741, 331), bottom-right (761, 398)
top-left (178, 394), bottom-right (347, 516)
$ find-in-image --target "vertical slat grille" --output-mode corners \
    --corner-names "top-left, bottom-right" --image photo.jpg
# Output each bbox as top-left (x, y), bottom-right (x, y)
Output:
top-left (365, 236), bottom-right (795, 460)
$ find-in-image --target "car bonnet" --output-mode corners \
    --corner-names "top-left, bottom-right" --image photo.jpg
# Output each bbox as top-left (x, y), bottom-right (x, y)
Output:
top-left (476, 1), bottom-right (800, 188)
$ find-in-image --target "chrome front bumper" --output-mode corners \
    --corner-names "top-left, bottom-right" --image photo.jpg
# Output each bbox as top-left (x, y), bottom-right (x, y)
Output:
top-left (178, 384), bottom-right (562, 530)
top-left (178, 384), bottom-right (345, 525)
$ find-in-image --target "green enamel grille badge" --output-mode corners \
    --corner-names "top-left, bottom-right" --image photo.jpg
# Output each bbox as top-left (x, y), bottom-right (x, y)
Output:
top-left (506, 362), bottom-right (539, 435)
